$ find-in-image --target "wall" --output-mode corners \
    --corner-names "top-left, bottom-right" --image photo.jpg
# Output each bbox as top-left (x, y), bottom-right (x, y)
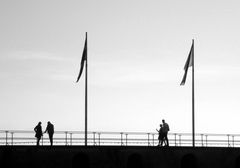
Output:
top-left (1, 146), bottom-right (240, 168)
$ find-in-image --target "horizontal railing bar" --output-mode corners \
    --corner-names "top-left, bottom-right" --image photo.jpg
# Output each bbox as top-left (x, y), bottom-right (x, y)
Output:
top-left (1, 130), bottom-right (240, 136)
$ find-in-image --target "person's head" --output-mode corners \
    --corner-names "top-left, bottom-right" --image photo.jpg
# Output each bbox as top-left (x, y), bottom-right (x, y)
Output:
top-left (160, 124), bottom-right (163, 127)
top-left (38, 122), bottom-right (42, 125)
top-left (162, 119), bottom-right (165, 124)
top-left (47, 121), bottom-right (51, 124)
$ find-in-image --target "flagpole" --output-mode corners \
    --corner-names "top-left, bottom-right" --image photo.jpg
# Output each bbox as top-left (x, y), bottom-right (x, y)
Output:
top-left (192, 39), bottom-right (195, 147)
top-left (85, 32), bottom-right (88, 146)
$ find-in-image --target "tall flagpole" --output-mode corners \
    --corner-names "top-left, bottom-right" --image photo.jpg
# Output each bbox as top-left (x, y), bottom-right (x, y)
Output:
top-left (85, 32), bottom-right (88, 146)
top-left (192, 39), bottom-right (195, 147)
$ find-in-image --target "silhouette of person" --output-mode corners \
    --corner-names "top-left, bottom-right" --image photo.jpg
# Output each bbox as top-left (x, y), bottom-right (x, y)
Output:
top-left (156, 124), bottom-right (164, 146)
top-left (162, 119), bottom-right (170, 146)
top-left (44, 121), bottom-right (54, 146)
top-left (34, 122), bottom-right (43, 146)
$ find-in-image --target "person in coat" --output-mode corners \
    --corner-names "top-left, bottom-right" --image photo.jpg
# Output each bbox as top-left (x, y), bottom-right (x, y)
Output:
top-left (34, 122), bottom-right (43, 146)
top-left (44, 121), bottom-right (54, 146)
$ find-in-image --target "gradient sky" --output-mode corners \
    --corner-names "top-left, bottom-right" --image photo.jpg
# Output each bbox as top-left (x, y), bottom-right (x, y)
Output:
top-left (1, 0), bottom-right (240, 134)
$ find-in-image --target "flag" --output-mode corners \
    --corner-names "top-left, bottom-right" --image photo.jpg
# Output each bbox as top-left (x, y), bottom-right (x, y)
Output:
top-left (180, 41), bottom-right (193, 85)
top-left (76, 33), bottom-right (87, 82)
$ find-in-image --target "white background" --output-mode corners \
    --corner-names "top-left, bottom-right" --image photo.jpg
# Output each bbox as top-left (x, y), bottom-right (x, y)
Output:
top-left (0, 0), bottom-right (240, 134)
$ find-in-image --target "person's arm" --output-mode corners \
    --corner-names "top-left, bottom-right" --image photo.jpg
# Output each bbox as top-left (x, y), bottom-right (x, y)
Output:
top-left (44, 126), bottom-right (48, 133)
top-left (167, 124), bottom-right (170, 131)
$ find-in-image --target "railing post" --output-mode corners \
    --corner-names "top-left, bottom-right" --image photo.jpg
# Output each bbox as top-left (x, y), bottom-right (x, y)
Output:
top-left (125, 134), bottom-right (128, 146)
top-left (11, 132), bottom-right (14, 146)
top-left (5, 131), bottom-right (8, 145)
top-left (174, 133), bottom-right (177, 146)
top-left (205, 135), bottom-right (208, 147)
top-left (120, 132), bottom-right (123, 146)
top-left (227, 134), bottom-right (230, 147)
top-left (70, 133), bottom-right (72, 146)
top-left (98, 133), bottom-right (101, 146)
top-left (232, 135), bottom-right (234, 148)
top-left (147, 133), bottom-right (150, 146)
top-left (201, 134), bottom-right (204, 147)
top-left (65, 132), bottom-right (68, 146)
top-left (93, 132), bottom-right (96, 146)
top-left (179, 135), bottom-right (181, 146)
top-left (152, 134), bottom-right (155, 146)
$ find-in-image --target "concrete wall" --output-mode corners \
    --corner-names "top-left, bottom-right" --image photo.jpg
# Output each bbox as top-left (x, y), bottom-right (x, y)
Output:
top-left (1, 146), bottom-right (240, 168)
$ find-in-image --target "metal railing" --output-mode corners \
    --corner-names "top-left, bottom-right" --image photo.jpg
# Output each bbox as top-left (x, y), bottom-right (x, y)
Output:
top-left (1, 130), bottom-right (240, 147)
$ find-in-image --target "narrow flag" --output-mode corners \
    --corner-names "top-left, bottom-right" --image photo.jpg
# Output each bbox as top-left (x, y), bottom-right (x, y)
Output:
top-left (76, 33), bottom-right (87, 82)
top-left (180, 42), bottom-right (193, 85)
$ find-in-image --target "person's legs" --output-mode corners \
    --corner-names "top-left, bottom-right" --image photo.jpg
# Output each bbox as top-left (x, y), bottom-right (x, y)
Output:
top-left (165, 133), bottom-right (169, 146)
top-left (37, 137), bottom-right (40, 146)
top-left (49, 134), bottom-right (53, 146)
top-left (162, 133), bottom-right (168, 146)
top-left (160, 136), bottom-right (164, 146)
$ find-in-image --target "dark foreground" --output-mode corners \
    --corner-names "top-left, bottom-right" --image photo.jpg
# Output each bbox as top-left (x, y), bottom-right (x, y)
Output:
top-left (1, 146), bottom-right (240, 168)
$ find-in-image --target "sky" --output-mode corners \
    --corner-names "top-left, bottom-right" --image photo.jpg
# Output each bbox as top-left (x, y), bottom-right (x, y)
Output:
top-left (1, 0), bottom-right (240, 134)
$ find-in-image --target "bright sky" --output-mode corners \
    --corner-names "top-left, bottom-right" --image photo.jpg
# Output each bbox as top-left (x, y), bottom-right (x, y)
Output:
top-left (1, 0), bottom-right (240, 134)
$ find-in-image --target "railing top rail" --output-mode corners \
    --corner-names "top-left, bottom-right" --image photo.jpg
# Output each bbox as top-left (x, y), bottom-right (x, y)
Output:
top-left (1, 130), bottom-right (240, 137)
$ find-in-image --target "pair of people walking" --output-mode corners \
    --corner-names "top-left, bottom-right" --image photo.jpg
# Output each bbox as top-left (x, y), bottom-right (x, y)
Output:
top-left (34, 121), bottom-right (54, 146)
top-left (156, 119), bottom-right (170, 147)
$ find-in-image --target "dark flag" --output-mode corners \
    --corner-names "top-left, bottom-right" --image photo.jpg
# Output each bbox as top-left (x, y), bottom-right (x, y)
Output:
top-left (180, 42), bottom-right (193, 85)
top-left (76, 33), bottom-right (87, 82)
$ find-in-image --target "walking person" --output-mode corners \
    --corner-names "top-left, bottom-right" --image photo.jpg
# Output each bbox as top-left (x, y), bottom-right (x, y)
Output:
top-left (34, 122), bottom-right (43, 146)
top-left (156, 124), bottom-right (164, 146)
top-left (162, 119), bottom-right (170, 146)
top-left (44, 121), bottom-right (54, 146)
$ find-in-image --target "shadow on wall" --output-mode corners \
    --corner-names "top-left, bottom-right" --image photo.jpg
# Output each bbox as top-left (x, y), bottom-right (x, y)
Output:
top-left (181, 153), bottom-right (197, 168)
top-left (127, 153), bottom-right (144, 168)
top-left (72, 152), bottom-right (89, 168)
